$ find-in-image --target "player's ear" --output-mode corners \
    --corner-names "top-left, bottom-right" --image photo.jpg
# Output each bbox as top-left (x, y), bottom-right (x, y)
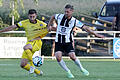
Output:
top-left (35, 14), bottom-right (37, 17)
top-left (71, 9), bottom-right (74, 13)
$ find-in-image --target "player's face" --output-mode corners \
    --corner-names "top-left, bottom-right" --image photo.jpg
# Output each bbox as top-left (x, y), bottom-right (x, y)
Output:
top-left (28, 13), bottom-right (37, 22)
top-left (64, 8), bottom-right (73, 18)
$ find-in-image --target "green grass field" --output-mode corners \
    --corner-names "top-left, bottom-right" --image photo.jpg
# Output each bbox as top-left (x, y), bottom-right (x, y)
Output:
top-left (0, 59), bottom-right (120, 80)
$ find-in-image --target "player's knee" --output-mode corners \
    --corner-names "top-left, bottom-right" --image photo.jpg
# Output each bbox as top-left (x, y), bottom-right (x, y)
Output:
top-left (55, 51), bottom-right (62, 62)
top-left (69, 52), bottom-right (76, 61)
top-left (20, 61), bottom-right (28, 68)
top-left (23, 44), bottom-right (32, 50)
top-left (20, 63), bottom-right (27, 68)
top-left (20, 63), bottom-right (25, 68)
top-left (24, 47), bottom-right (32, 50)
top-left (56, 57), bottom-right (62, 62)
top-left (70, 56), bottom-right (76, 61)
top-left (56, 55), bottom-right (62, 62)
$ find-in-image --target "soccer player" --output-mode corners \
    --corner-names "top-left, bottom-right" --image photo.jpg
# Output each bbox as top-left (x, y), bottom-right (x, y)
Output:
top-left (0, 9), bottom-right (50, 76)
top-left (48, 4), bottom-right (104, 78)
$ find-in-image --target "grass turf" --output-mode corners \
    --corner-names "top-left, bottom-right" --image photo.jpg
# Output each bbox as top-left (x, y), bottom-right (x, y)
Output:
top-left (0, 59), bottom-right (120, 80)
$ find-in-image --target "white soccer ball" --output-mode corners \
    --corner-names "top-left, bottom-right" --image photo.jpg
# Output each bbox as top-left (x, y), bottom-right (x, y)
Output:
top-left (33, 56), bottom-right (43, 67)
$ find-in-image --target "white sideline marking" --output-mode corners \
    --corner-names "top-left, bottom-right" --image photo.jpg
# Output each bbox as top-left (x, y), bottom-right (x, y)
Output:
top-left (0, 56), bottom-right (114, 59)
top-left (0, 64), bottom-right (14, 66)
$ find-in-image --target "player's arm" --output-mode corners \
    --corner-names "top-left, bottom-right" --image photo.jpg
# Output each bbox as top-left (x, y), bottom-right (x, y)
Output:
top-left (48, 15), bottom-right (57, 31)
top-left (75, 19), bottom-right (104, 38)
top-left (82, 25), bottom-right (104, 38)
top-left (47, 25), bottom-right (57, 32)
top-left (49, 21), bottom-right (57, 31)
top-left (48, 15), bottom-right (55, 27)
top-left (0, 25), bottom-right (18, 33)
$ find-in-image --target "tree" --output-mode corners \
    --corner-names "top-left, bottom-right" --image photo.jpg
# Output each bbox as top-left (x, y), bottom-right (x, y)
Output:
top-left (0, 0), bottom-right (39, 24)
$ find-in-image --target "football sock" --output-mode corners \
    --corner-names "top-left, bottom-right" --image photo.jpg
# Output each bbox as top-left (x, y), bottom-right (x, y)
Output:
top-left (23, 64), bottom-right (30, 71)
top-left (34, 69), bottom-right (41, 74)
top-left (25, 49), bottom-right (34, 67)
top-left (58, 59), bottom-right (70, 72)
top-left (74, 58), bottom-right (83, 70)
top-left (23, 64), bottom-right (41, 74)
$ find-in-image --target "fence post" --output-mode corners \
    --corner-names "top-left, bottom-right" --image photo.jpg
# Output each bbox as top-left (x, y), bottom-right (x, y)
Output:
top-left (91, 20), bottom-right (95, 30)
top-left (87, 34), bottom-right (90, 53)
top-left (12, 1), bottom-right (14, 25)
top-left (39, 49), bottom-right (41, 56)
top-left (108, 41), bottom-right (111, 54)
top-left (113, 31), bottom-right (116, 38)
top-left (103, 23), bottom-right (107, 31)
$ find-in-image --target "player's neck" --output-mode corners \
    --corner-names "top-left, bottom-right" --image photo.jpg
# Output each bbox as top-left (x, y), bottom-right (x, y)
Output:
top-left (29, 19), bottom-right (37, 24)
top-left (66, 16), bottom-right (72, 19)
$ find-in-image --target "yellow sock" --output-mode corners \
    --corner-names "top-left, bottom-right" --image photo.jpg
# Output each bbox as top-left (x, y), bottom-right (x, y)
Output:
top-left (23, 64), bottom-right (30, 71)
top-left (34, 69), bottom-right (41, 74)
top-left (23, 64), bottom-right (41, 74)
top-left (25, 49), bottom-right (34, 67)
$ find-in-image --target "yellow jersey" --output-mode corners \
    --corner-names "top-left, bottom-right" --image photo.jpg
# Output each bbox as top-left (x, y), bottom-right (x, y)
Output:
top-left (17, 19), bottom-right (48, 41)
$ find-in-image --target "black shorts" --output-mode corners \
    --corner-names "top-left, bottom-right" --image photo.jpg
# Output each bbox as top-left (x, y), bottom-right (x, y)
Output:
top-left (50, 33), bottom-right (56, 37)
top-left (55, 42), bottom-right (75, 53)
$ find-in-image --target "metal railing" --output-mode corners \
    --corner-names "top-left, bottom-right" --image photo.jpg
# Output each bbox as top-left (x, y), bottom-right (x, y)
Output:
top-left (2, 31), bottom-right (120, 54)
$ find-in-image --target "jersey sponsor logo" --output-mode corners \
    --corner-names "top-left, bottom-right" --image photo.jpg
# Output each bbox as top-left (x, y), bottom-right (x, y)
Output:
top-left (58, 17), bottom-right (61, 20)
top-left (40, 24), bottom-right (43, 26)
top-left (33, 27), bottom-right (46, 31)
top-left (61, 27), bottom-right (66, 32)
top-left (68, 21), bottom-right (72, 24)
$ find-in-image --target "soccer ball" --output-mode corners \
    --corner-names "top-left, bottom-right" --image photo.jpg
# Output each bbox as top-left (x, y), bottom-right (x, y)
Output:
top-left (33, 56), bottom-right (43, 67)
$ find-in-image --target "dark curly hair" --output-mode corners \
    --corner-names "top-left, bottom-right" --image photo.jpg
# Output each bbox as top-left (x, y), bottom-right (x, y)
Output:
top-left (65, 4), bottom-right (74, 10)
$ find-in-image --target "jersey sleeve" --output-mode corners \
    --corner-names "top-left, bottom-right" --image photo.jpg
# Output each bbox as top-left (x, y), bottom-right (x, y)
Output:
top-left (55, 14), bottom-right (60, 20)
top-left (42, 22), bottom-right (47, 27)
top-left (75, 19), bottom-right (84, 28)
top-left (38, 21), bottom-right (48, 38)
top-left (16, 21), bottom-right (24, 28)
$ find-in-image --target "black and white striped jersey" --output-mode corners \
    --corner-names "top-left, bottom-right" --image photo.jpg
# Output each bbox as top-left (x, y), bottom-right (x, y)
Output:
top-left (55, 14), bottom-right (84, 43)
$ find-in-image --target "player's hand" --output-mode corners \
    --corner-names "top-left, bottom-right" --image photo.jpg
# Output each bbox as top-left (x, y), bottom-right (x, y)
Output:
top-left (47, 26), bottom-right (52, 32)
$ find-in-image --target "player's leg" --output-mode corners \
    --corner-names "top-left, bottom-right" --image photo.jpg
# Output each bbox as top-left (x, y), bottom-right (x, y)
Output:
top-left (55, 51), bottom-right (70, 72)
top-left (51, 41), bottom-right (55, 57)
top-left (23, 41), bottom-right (40, 74)
top-left (21, 48), bottom-right (35, 74)
top-left (32, 40), bottom-right (43, 75)
top-left (55, 51), bottom-right (74, 78)
top-left (20, 58), bottom-right (43, 75)
top-left (51, 34), bottom-right (56, 59)
top-left (23, 44), bottom-right (35, 68)
top-left (55, 42), bottom-right (74, 78)
top-left (20, 52), bottom-right (39, 74)
top-left (21, 40), bottom-right (43, 75)
top-left (66, 42), bottom-right (89, 76)
top-left (20, 58), bottom-right (30, 71)
top-left (68, 52), bottom-right (89, 76)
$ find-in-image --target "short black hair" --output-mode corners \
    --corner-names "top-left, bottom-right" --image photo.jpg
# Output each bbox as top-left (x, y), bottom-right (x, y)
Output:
top-left (65, 4), bottom-right (74, 10)
top-left (28, 9), bottom-right (37, 14)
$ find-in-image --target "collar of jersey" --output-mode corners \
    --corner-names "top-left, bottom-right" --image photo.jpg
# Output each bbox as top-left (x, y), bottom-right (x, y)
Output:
top-left (29, 19), bottom-right (37, 24)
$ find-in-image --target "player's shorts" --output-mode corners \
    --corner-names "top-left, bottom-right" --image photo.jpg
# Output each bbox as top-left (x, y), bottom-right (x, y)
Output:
top-left (55, 42), bottom-right (75, 53)
top-left (22, 39), bottom-right (42, 59)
